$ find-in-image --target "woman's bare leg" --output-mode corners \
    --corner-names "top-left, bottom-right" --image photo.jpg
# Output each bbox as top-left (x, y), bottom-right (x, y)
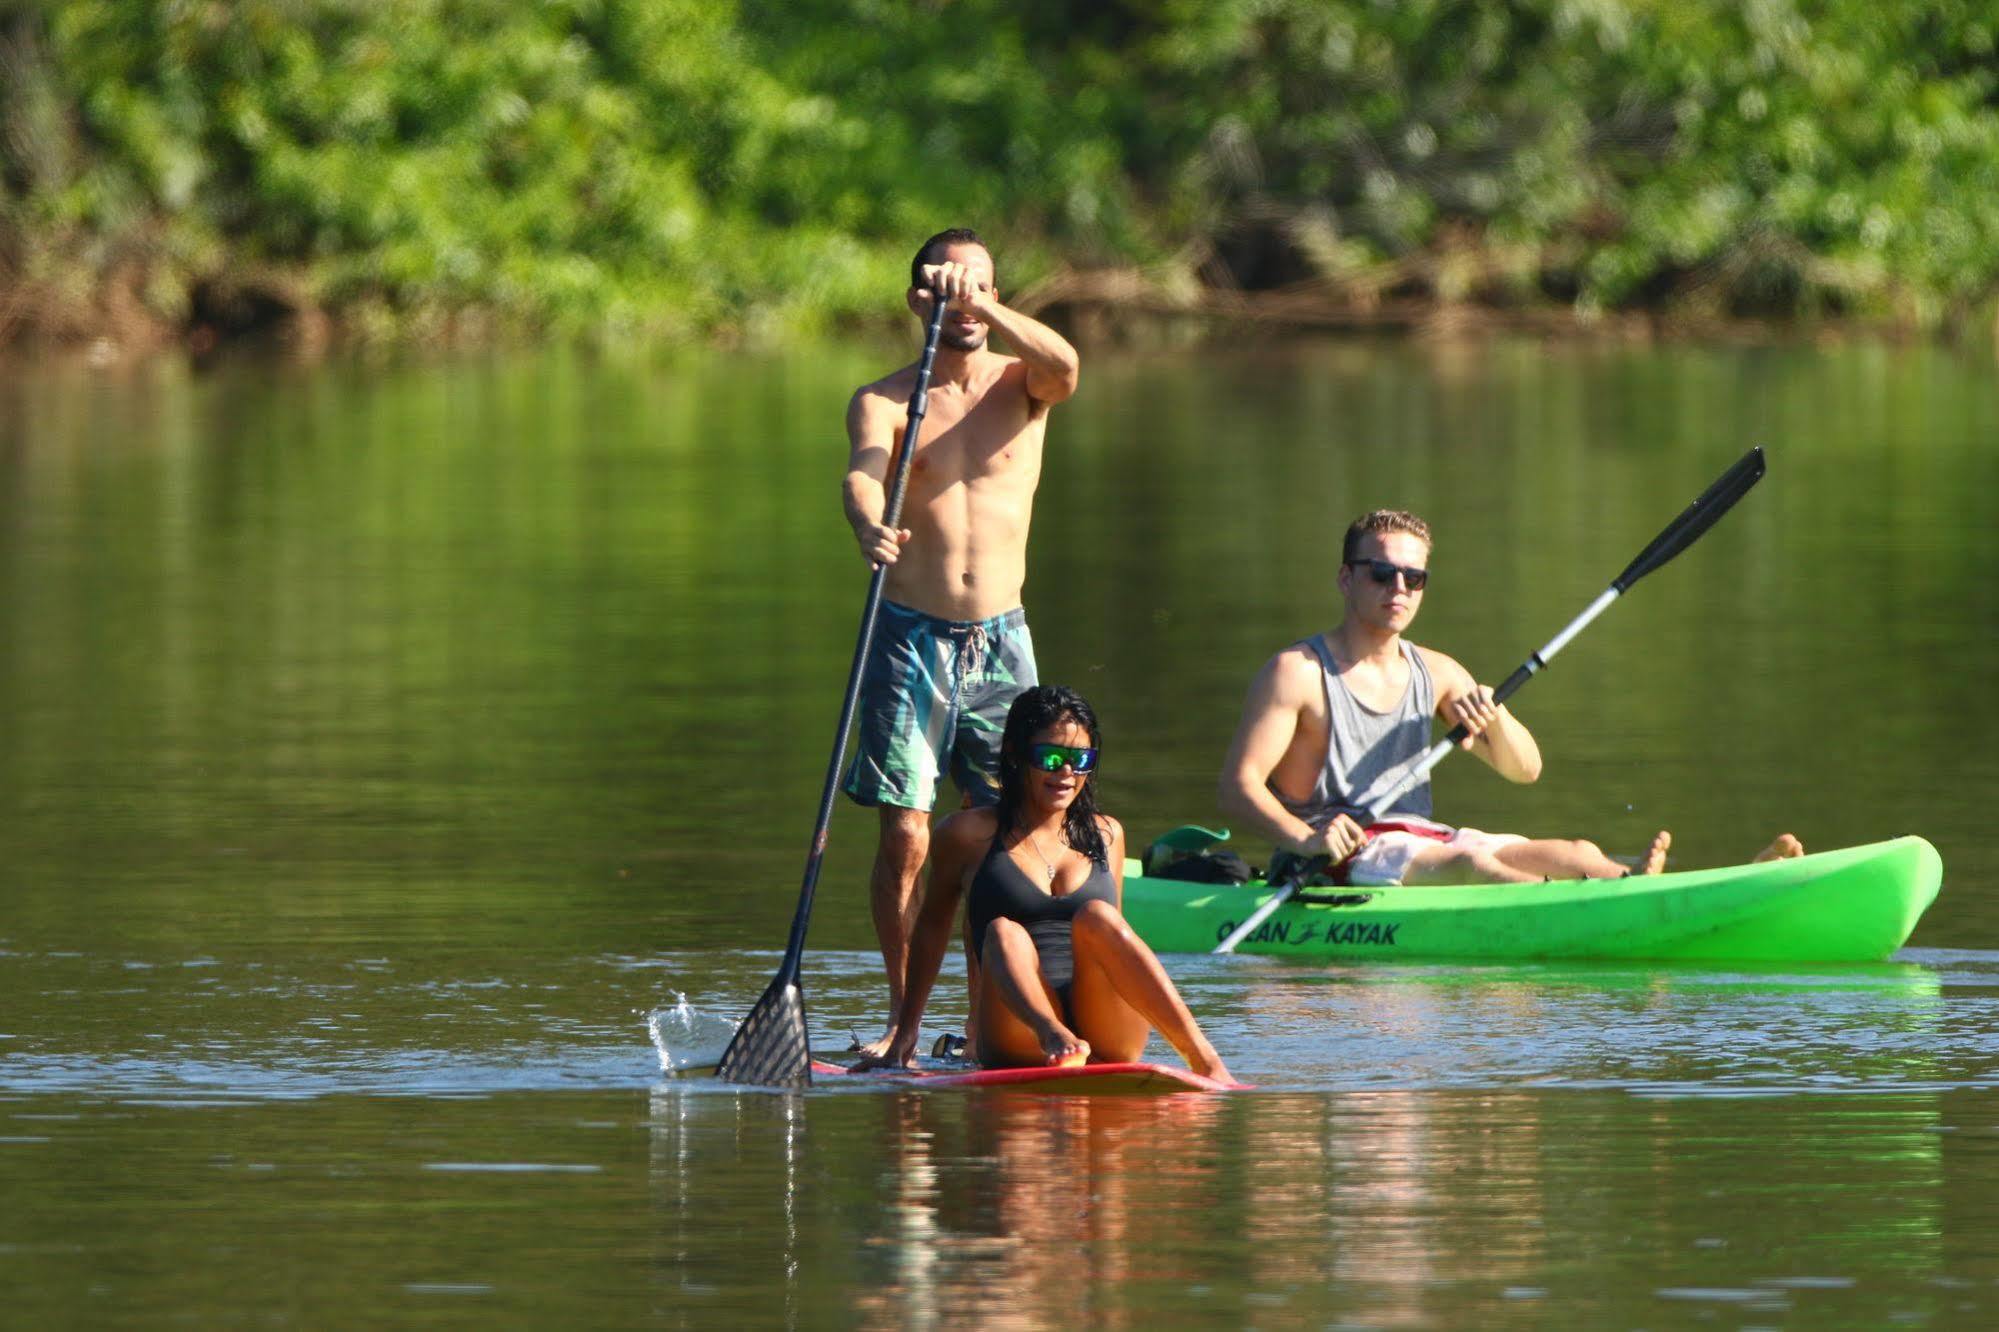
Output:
top-left (1066, 900), bottom-right (1232, 1083)
top-left (974, 919), bottom-right (1088, 1068)
top-left (1061, 930), bottom-right (1152, 1065)
top-left (961, 920), bottom-right (981, 1045)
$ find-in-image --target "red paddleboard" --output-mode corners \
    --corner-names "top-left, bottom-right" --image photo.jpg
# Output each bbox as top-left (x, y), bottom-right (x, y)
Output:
top-left (809, 1058), bottom-right (1246, 1094)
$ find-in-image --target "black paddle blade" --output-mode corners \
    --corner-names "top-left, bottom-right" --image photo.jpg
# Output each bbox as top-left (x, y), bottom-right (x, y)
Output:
top-left (1614, 447), bottom-right (1766, 591)
top-left (714, 977), bottom-right (811, 1089)
top-left (710, 291), bottom-right (949, 1089)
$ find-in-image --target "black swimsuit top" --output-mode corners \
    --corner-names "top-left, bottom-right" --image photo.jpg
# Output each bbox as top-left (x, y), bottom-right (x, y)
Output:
top-left (965, 832), bottom-right (1118, 963)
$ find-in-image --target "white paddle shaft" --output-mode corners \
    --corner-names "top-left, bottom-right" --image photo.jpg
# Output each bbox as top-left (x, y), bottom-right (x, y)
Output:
top-left (1362, 586), bottom-right (1621, 816)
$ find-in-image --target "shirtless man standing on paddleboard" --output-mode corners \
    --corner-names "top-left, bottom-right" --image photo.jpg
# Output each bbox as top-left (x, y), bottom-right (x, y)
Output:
top-left (841, 228), bottom-right (1080, 1058)
top-left (1218, 509), bottom-right (1803, 885)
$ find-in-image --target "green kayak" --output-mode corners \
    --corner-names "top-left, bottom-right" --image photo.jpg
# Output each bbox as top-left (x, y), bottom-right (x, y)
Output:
top-left (1121, 835), bottom-right (1941, 963)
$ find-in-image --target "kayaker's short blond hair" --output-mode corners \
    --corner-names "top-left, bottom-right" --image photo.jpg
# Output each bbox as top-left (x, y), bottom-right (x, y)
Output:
top-left (1342, 510), bottom-right (1432, 564)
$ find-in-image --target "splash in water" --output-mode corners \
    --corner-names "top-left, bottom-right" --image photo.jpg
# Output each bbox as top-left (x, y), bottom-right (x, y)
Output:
top-left (644, 993), bottom-right (740, 1073)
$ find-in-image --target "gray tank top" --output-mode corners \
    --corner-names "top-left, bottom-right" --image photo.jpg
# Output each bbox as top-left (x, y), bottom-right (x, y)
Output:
top-left (1270, 636), bottom-right (1437, 829)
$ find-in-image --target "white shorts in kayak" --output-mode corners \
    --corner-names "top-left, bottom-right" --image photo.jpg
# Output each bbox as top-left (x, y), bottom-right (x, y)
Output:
top-left (1343, 819), bottom-right (1528, 886)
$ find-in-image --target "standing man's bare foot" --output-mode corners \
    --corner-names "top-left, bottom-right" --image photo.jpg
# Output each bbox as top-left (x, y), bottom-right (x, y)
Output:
top-left (850, 1028), bottom-right (899, 1061)
top-left (1752, 833), bottom-right (1805, 862)
top-left (1638, 830), bottom-right (1672, 875)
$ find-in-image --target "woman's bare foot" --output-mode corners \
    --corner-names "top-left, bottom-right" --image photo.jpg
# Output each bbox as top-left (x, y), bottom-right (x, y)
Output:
top-left (1188, 1042), bottom-right (1235, 1086)
top-left (1753, 833), bottom-right (1805, 862)
top-left (1037, 1021), bottom-right (1089, 1067)
top-left (1638, 830), bottom-right (1672, 875)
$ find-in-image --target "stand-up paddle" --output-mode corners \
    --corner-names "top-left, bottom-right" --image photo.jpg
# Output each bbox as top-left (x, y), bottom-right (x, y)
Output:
top-left (715, 294), bottom-right (952, 1087)
top-left (1214, 446), bottom-right (1768, 955)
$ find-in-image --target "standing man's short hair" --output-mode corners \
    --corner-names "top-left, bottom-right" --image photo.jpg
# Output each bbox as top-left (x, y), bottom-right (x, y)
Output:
top-left (910, 228), bottom-right (992, 290)
top-left (1342, 510), bottom-right (1432, 564)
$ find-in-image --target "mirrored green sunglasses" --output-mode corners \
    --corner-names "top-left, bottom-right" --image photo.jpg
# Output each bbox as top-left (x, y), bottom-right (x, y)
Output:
top-left (1027, 743), bottom-right (1098, 774)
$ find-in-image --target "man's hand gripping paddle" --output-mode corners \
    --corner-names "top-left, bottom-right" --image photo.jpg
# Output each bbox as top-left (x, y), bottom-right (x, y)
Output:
top-left (1213, 447), bottom-right (1769, 955)
top-left (715, 295), bottom-right (952, 1086)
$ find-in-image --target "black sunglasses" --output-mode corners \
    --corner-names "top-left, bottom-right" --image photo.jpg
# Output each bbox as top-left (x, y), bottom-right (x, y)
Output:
top-left (1347, 558), bottom-right (1429, 591)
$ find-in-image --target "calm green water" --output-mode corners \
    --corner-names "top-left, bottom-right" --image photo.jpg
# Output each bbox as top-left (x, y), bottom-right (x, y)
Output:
top-left (4, 340), bottom-right (1998, 1325)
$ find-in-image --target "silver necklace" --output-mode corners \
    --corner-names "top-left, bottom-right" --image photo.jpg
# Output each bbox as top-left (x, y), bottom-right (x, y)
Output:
top-left (1025, 831), bottom-right (1061, 884)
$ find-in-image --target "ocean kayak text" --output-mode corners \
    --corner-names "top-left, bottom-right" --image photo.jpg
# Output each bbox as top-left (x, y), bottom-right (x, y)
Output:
top-left (1214, 919), bottom-right (1401, 947)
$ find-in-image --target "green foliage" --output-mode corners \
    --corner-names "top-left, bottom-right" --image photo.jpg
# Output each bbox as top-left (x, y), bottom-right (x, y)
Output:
top-left (3, 0), bottom-right (1996, 343)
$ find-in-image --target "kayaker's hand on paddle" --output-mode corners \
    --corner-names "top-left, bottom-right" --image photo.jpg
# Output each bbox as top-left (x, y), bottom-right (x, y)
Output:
top-left (854, 518), bottom-right (910, 568)
top-left (1302, 813), bottom-right (1367, 863)
top-left (1447, 684), bottom-right (1502, 749)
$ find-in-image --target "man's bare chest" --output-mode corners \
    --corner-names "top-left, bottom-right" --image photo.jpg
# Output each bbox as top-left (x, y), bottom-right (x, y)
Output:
top-left (903, 399), bottom-right (1043, 485)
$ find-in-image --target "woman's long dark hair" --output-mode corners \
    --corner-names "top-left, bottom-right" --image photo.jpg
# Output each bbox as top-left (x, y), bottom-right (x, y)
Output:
top-left (993, 685), bottom-right (1109, 869)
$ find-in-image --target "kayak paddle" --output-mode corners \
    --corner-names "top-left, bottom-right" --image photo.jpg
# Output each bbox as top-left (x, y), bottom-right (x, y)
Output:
top-left (1214, 445), bottom-right (1768, 955)
top-left (715, 293), bottom-right (952, 1087)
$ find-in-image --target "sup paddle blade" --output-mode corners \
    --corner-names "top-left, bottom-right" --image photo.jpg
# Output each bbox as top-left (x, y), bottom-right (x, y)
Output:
top-left (714, 974), bottom-right (810, 1090)
top-left (713, 293), bottom-right (952, 1089)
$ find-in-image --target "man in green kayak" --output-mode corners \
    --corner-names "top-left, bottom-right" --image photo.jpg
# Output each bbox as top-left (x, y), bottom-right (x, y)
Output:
top-left (840, 228), bottom-right (1082, 1058)
top-left (1217, 509), bottom-right (1803, 885)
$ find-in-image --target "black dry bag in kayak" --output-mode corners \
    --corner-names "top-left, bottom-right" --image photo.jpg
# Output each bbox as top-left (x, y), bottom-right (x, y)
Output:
top-left (1143, 824), bottom-right (1255, 884)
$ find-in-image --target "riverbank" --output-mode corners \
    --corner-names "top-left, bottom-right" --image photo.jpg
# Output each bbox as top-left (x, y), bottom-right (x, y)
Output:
top-left (8, 271), bottom-right (1990, 367)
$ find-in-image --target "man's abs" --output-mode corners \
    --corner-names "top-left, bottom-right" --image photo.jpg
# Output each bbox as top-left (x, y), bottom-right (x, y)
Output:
top-left (883, 483), bottom-right (1034, 620)
top-left (885, 413), bottom-right (1045, 621)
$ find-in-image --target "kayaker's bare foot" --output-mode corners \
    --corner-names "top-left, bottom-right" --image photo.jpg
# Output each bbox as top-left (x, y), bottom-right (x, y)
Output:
top-left (1638, 830), bottom-right (1672, 875)
top-left (1753, 833), bottom-right (1804, 862)
top-left (1038, 1023), bottom-right (1089, 1067)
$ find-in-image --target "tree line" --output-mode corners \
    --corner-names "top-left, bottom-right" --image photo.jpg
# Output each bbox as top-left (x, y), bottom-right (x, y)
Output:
top-left (3, 0), bottom-right (1995, 349)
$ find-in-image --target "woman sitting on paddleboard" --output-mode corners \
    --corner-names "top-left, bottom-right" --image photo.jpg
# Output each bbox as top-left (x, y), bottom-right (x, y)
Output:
top-left (857, 685), bottom-right (1235, 1084)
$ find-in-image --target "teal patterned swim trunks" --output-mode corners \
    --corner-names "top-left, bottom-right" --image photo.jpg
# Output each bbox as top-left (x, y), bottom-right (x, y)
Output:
top-left (842, 601), bottom-right (1038, 812)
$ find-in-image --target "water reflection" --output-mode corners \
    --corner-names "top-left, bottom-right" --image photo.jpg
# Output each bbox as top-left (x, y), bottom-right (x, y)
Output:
top-left (644, 1084), bottom-right (815, 1326)
top-left (640, 1080), bottom-right (1956, 1325)
top-left (849, 1092), bottom-right (1231, 1330)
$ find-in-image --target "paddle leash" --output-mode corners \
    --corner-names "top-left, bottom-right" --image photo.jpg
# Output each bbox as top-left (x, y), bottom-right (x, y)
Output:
top-left (1214, 446), bottom-right (1768, 955)
top-left (715, 295), bottom-right (951, 1087)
